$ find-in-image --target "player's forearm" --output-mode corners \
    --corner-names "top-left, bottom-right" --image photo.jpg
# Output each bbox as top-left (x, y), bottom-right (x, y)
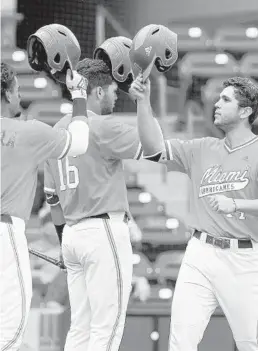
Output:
top-left (137, 99), bottom-right (165, 157)
top-left (68, 98), bottom-right (89, 156)
top-left (50, 203), bottom-right (66, 245)
top-left (234, 199), bottom-right (258, 216)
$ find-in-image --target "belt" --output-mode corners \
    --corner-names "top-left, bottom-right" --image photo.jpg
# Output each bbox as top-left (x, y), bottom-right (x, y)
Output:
top-left (87, 213), bottom-right (129, 224)
top-left (0, 214), bottom-right (13, 224)
top-left (193, 230), bottom-right (253, 249)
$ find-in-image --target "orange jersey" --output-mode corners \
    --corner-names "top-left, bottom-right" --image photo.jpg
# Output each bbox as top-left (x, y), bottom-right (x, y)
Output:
top-left (164, 136), bottom-right (258, 241)
top-left (1, 117), bottom-right (71, 221)
top-left (44, 111), bottom-right (143, 226)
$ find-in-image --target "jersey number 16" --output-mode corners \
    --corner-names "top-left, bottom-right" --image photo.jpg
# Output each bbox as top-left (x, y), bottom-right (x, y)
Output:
top-left (58, 158), bottom-right (79, 191)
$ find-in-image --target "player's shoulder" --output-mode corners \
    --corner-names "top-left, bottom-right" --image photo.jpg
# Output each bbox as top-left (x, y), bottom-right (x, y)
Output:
top-left (98, 115), bottom-right (134, 136)
top-left (53, 114), bottom-right (72, 130)
top-left (168, 136), bottom-right (221, 148)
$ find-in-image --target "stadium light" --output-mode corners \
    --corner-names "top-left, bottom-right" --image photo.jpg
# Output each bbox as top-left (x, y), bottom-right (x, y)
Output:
top-left (245, 27), bottom-right (258, 38)
top-left (159, 287), bottom-right (173, 299)
top-left (138, 192), bottom-right (152, 204)
top-left (188, 27), bottom-right (202, 38)
top-left (150, 331), bottom-right (159, 341)
top-left (12, 50), bottom-right (26, 62)
top-left (34, 77), bottom-right (47, 89)
top-left (215, 54), bottom-right (228, 65)
top-left (60, 103), bottom-right (72, 114)
top-left (166, 218), bottom-right (179, 229)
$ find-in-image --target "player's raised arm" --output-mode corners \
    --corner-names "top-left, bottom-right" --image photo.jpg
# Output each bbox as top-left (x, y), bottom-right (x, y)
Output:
top-left (131, 75), bottom-right (165, 161)
top-left (27, 24), bottom-right (89, 159)
top-left (65, 69), bottom-right (89, 157)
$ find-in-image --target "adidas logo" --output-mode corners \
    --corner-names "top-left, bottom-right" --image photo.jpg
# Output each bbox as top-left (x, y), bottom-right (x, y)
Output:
top-left (145, 46), bottom-right (152, 56)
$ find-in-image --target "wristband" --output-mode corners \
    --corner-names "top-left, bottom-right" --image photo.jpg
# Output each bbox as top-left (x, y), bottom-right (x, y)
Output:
top-left (71, 90), bottom-right (87, 100)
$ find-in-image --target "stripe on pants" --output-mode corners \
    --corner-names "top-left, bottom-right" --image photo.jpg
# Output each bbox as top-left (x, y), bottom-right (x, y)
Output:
top-left (103, 219), bottom-right (123, 351)
top-left (2, 223), bottom-right (27, 351)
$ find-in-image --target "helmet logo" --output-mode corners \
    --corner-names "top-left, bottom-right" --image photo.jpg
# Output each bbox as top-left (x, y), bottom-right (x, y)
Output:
top-left (145, 46), bottom-right (152, 56)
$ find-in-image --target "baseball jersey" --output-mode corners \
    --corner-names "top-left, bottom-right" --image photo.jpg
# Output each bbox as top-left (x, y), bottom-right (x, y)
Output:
top-left (44, 111), bottom-right (143, 226)
top-left (1, 117), bottom-right (71, 221)
top-left (162, 136), bottom-right (258, 241)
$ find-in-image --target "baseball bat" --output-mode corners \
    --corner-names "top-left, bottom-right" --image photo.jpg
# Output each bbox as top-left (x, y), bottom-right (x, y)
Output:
top-left (28, 248), bottom-right (66, 270)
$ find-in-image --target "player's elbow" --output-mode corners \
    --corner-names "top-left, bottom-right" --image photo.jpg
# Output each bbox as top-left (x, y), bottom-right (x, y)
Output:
top-left (67, 120), bottom-right (89, 156)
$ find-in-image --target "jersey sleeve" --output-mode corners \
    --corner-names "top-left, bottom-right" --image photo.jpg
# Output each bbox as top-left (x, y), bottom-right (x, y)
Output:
top-left (99, 121), bottom-right (143, 160)
top-left (26, 120), bottom-right (72, 164)
top-left (158, 138), bottom-right (204, 175)
top-left (44, 160), bottom-right (60, 206)
top-left (44, 160), bottom-right (56, 195)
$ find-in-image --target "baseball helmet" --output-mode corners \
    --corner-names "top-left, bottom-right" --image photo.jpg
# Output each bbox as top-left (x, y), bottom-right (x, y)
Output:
top-left (27, 24), bottom-right (81, 83)
top-left (93, 36), bottom-right (133, 92)
top-left (129, 24), bottom-right (178, 81)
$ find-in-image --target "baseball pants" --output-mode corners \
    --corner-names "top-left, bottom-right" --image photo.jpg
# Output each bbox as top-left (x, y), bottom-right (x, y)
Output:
top-left (0, 216), bottom-right (32, 351)
top-left (62, 212), bottom-right (133, 351)
top-left (169, 235), bottom-right (258, 351)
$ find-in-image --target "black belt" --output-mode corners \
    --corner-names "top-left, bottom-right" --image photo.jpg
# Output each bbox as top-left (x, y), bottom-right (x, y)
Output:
top-left (0, 214), bottom-right (13, 224)
top-left (193, 230), bottom-right (252, 249)
top-left (87, 213), bottom-right (129, 224)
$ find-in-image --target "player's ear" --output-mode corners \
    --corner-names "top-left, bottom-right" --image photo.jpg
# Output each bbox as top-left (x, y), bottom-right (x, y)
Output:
top-left (240, 106), bottom-right (252, 120)
top-left (96, 86), bottom-right (104, 100)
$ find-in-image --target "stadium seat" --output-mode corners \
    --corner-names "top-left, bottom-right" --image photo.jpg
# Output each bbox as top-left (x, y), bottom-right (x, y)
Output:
top-left (213, 27), bottom-right (258, 60)
top-left (19, 73), bottom-right (62, 107)
top-left (132, 252), bottom-right (157, 281)
top-left (127, 188), bottom-right (146, 205)
top-left (239, 53), bottom-right (258, 81)
top-left (1, 47), bottom-right (34, 74)
top-left (130, 201), bottom-right (165, 218)
top-left (154, 250), bottom-right (185, 284)
top-left (124, 173), bottom-right (139, 188)
top-left (178, 52), bottom-right (239, 135)
top-left (26, 99), bottom-right (72, 125)
top-left (148, 284), bottom-right (174, 302)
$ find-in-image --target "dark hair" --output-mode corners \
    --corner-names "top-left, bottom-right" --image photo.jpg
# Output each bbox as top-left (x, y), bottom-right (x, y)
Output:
top-left (76, 58), bottom-right (113, 94)
top-left (223, 77), bottom-right (258, 125)
top-left (1, 62), bottom-right (16, 99)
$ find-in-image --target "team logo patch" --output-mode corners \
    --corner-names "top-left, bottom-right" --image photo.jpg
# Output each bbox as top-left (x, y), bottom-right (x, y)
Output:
top-left (145, 46), bottom-right (152, 56)
top-left (199, 165), bottom-right (250, 197)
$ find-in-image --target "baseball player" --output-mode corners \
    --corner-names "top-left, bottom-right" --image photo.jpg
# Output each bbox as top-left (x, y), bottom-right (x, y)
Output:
top-left (0, 24), bottom-right (89, 350)
top-left (43, 47), bottom-right (147, 350)
top-left (131, 70), bottom-right (258, 350)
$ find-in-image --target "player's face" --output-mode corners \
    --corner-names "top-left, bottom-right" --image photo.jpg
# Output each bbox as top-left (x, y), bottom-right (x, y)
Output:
top-left (9, 77), bottom-right (21, 118)
top-left (214, 86), bottom-right (242, 131)
top-left (100, 81), bottom-right (118, 115)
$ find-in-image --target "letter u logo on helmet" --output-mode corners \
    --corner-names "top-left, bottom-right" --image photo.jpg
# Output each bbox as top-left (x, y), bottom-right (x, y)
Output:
top-left (93, 36), bottom-right (133, 93)
top-left (129, 24), bottom-right (178, 81)
top-left (27, 24), bottom-right (81, 84)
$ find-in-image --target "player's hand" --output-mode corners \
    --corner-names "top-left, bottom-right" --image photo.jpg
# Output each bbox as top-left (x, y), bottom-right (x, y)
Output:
top-left (129, 74), bottom-right (151, 102)
top-left (133, 276), bottom-right (151, 302)
top-left (66, 69), bottom-right (88, 100)
top-left (208, 195), bottom-right (236, 214)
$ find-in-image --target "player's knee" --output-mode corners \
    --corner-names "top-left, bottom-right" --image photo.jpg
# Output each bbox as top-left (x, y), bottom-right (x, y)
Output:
top-left (235, 340), bottom-right (258, 351)
top-left (169, 323), bottom-right (204, 351)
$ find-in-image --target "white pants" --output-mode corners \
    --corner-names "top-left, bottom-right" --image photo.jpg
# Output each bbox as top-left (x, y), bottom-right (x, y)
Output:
top-left (169, 236), bottom-right (258, 351)
top-left (62, 212), bottom-right (133, 351)
top-left (0, 217), bottom-right (32, 351)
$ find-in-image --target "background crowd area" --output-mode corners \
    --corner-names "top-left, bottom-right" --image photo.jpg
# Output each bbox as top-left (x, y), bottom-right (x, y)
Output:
top-left (2, 0), bottom-right (258, 350)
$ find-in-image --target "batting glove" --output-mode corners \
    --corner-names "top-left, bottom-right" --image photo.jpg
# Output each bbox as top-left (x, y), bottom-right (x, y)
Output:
top-left (66, 69), bottom-right (88, 100)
